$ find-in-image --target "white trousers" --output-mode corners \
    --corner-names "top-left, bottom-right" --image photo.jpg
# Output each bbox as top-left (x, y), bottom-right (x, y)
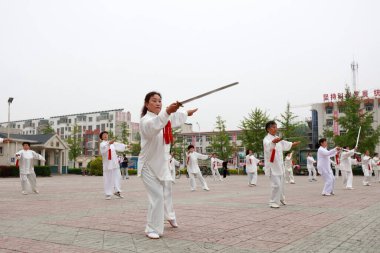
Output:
top-left (335, 167), bottom-right (340, 178)
top-left (103, 167), bottom-right (122, 196)
top-left (321, 169), bottom-right (335, 194)
top-left (212, 168), bottom-right (222, 181)
top-left (375, 170), bottom-right (380, 182)
top-left (170, 168), bottom-right (176, 183)
top-left (188, 172), bottom-right (208, 190)
top-left (362, 168), bottom-right (371, 185)
top-left (20, 173), bottom-right (37, 192)
top-left (269, 174), bottom-right (285, 205)
top-left (342, 170), bottom-right (353, 188)
top-left (141, 166), bottom-right (175, 235)
top-left (285, 168), bottom-right (295, 183)
top-left (247, 172), bottom-right (257, 185)
top-left (307, 166), bottom-right (317, 180)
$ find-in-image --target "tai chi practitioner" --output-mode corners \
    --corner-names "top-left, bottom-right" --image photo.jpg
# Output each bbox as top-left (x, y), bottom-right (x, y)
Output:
top-left (263, 121), bottom-right (300, 208)
top-left (0, 137), bottom-right (11, 143)
top-left (15, 142), bottom-right (45, 195)
top-left (317, 138), bottom-right (340, 196)
top-left (210, 153), bottom-right (223, 181)
top-left (340, 147), bottom-right (356, 190)
top-left (371, 153), bottom-right (380, 183)
top-left (306, 152), bottom-right (317, 182)
top-left (245, 149), bottom-right (260, 186)
top-left (99, 131), bottom-right (127, 200)
top-left (186, 145), bottom-right (210, 191)
top-left (169, 152), bottom-right (180, 184)
top-left (138, 91), bottom-right (198, 239)
top-left (284, 152), bottom-right (295, 184)
top-left (361, 150), bottom-right (372, 186)
top-left (334, 152), bottom-right (341, 179)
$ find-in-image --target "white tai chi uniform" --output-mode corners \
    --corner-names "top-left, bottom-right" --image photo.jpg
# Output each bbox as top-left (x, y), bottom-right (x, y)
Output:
top-left (211, 157), bottom-right (223, 181)
top-left (263, 133), bottom-right (292, 206)
top-left (138, 110), bottom-right (188, 236)
top-left (187, 152), bottom-right (209, 191)
top-left (306, 156), bottom-right (317, 181)
top-left (284, 154), bottom-right (295, 184)
top-left (339, 149), bottom-right (355, 189)
top-left (169, 155), bottom-right (180, 183)
top-left (245, 154), bottom-right (259, 185)
top-left (334, 154), bottom-right (341, 179)
top-left (317, 146), bottom-right (338, 195)
top-left (361, 155), bottom-right (372, 186)
top-left (372, 156), bottom-right (380, 183)
top-left (15, 150), bottom-right (45, 193)
top-left (100, 140), bottom-right (126, 197)
top-left (0, 137), bottom-right (4, 143)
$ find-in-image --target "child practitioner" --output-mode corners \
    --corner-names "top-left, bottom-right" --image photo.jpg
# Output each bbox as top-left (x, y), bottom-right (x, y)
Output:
top-left (138, 91), bottom-right (197, 239)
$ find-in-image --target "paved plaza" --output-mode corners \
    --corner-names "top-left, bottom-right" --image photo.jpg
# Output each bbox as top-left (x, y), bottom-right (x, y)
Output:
top-left (1, 173), bottom-right (380, 253)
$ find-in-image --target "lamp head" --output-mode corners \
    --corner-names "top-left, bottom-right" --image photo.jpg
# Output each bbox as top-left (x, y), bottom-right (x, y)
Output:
top-left (8, 97), bottom-right (14, 103)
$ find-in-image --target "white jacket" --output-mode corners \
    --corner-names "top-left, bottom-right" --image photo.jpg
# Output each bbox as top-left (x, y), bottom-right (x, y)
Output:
top-left (245, 154), bottom-right (259, 173)
top-left (187, 152), bottom-right (208, 174)
top-left (263, 133), bottom-right (292, 176)
top-left (15, 150), bottom-right (45, 174)
top-left (317, 147), bottom-right (337, 175)
top-left (100, 141), bottom-right (126, 170)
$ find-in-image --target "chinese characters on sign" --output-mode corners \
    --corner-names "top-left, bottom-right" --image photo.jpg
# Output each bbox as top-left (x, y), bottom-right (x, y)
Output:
top-left (323, 89), bottom-right (380, 102)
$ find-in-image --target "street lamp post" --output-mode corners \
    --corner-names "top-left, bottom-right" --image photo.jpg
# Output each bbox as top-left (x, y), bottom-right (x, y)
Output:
top-left (7, 97), bottom-right (14, 165)
top-left (196, 122), bottom-right (201, 153)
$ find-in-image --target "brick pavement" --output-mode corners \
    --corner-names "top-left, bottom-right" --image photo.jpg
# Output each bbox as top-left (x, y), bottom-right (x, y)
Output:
top-left (1, 174), bottom-right (380, 252)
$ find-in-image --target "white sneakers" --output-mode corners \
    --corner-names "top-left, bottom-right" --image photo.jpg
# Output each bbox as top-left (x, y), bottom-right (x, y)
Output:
top-left (33, 189), bottom-right (39, 194)
top-left (146, 232), bottom-right (160, 239)
top-left (269, 203), bottom-right (280, 208)
top-left (22, 191), bottom-right (27, 195)
top-left (105, 195), bottom-right (112, 200)
top-left (203, 186), bottom-right (210, 191)
top-left (114, 192), bottom-right (124, 198)
top-left (168, 219), bottom-right (179, 228)
top-left (280, 200), bottom-right (287, 205)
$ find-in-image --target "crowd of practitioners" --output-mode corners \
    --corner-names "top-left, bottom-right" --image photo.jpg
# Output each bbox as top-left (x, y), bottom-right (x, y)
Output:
top-left (2, 93), bottom-right (380, 240)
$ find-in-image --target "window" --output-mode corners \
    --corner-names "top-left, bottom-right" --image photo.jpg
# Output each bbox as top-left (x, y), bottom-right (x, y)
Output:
top-left (338, 107), bottom-right (345, 113)
top-left (206, 147), bottom-right (212, 153)
top-left (56, 142), bottom-right (59, 147)
top-left (196, 136), bottom-right (202, 142)
top-left (365, 104), bottom-right (373, 111)
top-left (110, 123), bottom-right (113, 128)
top-left (101, 124), bottom-right (106, 131)
top-left (69, 119), bottom-right (72, 123)
top-left (0, 147), bottom-right (3, 155)
top-left (89, 117), bottom-right (93, 122)
top-left (325, 106), bottom-right (333, 114)
top-left (68, 127), bottom-right (71, 132)
top-left (206, 136), bottom-right (211, 142)
top-left (83, 126), bottom-right (86, 131)
top-left (96, 125), bottom-right (100, 130)
top-left (186, 137), bottom-right (192, 143)
top-left (326, 119), bottom-right (333, 126)
top-left (88, 125), bottom-right (93, 131)
top-left (339, 130), bottom-right (346, 136)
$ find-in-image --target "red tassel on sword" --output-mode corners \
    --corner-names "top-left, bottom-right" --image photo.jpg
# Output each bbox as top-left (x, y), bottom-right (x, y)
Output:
top-left (108, 149), bottom-right (112, 160)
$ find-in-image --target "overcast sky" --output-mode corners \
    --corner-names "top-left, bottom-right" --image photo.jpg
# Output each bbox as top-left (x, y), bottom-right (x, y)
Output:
top-left (1, 0), bottom-right (379, 131)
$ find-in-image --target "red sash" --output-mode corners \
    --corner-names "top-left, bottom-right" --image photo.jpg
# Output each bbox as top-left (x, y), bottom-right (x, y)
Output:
top-left (108, 148), bottom-right (112, 160)
top-left (270, 148), bottom-right (276, 163)
top-left (163, 120), bottom-right (173, 144)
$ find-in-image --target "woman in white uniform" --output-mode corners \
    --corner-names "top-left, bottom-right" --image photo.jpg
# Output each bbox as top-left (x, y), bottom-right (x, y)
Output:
top-left (245, 149), bottom-right (260, 186)
top-left (15, 142), bottom-right (45, 195)
top-left (138, 91), bottom-right (197, 239)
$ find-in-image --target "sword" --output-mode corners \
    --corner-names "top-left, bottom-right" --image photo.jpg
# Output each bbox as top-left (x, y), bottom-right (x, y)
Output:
top-left (179, 82), bottom-right (239, 106)
top-left (355, 126), bottom-right (361, 148)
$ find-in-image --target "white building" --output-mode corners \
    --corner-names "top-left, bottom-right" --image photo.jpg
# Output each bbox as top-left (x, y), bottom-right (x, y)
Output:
top-left (0, 109), bottom-right (138, 158)
top-left (311, 89), bottom-right (380, 152)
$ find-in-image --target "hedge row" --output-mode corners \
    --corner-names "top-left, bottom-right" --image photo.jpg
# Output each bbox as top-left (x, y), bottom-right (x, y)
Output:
top-left (0, 166), bottom-right (51, 177)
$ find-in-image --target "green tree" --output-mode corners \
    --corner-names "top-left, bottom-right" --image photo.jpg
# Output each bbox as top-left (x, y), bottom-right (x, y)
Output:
top-left (325, 88), bottom-right (380, 153)
top-left (278, 103), bottom-right (308, 148)
top-left (40, 123), bottom-right (55, 134)
top-left (130, 142), bottom-right (141, 156)
top-left (119, 122), bottom-right (130, 145)
top-left (210, 116), bottom-right (233, 161)
top-left (171, 128), bottom-right (185, 164)
top-left (239, 108), bottom-right (269, 155)
top-left (67, 124), bottom-right (83, 168)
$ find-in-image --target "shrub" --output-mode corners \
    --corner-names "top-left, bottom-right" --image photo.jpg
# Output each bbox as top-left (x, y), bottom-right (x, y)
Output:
top-left (0, 166), bottom-right (19, 177)
top-left (34, 166), bottom-right (51, 177)
top-left (128, 169), bottom-right (137, 175)
top-left (68, 168), bottom-right (82, 174)
top-left (90, 156), bottom-right (103, 176)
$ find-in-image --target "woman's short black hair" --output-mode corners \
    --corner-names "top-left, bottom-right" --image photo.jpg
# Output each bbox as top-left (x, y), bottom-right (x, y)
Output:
top-left (265, 121), bottom-right (277, 132)
top-left (187, 144), bottom-right (194, 150)
top-left (318, 138), bottom-right (327, 145)
top-left (22, 142), bottom-right (31, 147)
top-left (99, 131), bottom-right (108, 140)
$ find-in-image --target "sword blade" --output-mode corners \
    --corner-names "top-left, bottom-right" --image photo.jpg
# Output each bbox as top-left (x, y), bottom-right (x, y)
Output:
top-left (179, 82), bottom-right (239, 105)
top-left (355, 126), bottom-right (361, 148)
